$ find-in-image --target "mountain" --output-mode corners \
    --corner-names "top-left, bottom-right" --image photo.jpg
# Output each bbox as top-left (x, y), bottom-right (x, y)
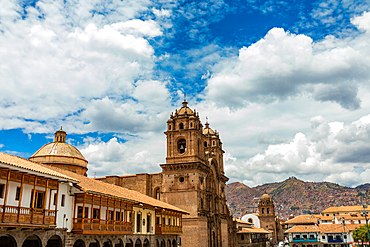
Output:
top-left (226, 177), bottom-right (370, 220)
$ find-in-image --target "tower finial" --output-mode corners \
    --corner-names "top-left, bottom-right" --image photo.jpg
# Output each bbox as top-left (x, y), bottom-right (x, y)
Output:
top-left (184, 93), bottom-right (186, 102)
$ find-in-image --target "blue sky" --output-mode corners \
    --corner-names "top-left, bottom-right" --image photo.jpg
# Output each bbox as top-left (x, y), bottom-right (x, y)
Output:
top-left (2, 0), bottom-right (370, 187)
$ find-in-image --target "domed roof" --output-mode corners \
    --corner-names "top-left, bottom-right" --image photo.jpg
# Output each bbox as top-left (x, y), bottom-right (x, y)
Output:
top-left (203, 122), bottom-right (215, 135)
top-left (31, 142), bottom-right (87, 163)
top-left (29, 128), bottom-right (88, 168)
top-left (260, 191), bottom-right (272, 200)
top-left (177, 100), bottom-right (194, 115)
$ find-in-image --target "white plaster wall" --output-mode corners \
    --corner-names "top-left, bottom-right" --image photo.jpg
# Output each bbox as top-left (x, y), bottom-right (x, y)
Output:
top-left (133, 207), bottom-right (155, 234)
top-left (241, 214), bottom-right (260, 228)
top-left (55, 182), bottom-right (74, 231)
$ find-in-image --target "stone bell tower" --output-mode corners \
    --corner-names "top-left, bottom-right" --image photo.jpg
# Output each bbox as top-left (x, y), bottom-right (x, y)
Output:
top-left (160, 100), bottom-right (232, 247)
top-left (258, 191), bottom-right (280, 243)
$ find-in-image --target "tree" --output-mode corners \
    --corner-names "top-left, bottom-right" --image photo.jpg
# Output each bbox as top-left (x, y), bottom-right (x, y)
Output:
top-left (353, 225), bottom-right (370, 242)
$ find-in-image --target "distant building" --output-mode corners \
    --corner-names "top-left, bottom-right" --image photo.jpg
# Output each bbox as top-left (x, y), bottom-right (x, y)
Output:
top-left (234, 219), bottom-right (270, 247)
top-left (241, 192), bottom-right (284, 244)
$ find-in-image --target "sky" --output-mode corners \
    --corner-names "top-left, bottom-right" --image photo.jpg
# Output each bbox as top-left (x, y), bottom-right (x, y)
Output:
top-left (1, 0), bottom-right (370, 188)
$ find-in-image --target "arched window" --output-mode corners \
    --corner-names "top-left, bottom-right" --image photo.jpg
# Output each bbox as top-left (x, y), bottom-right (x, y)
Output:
top-left (190, 122), bottom-right (193, 127)
top-left (177, 139), bottom-right (186, 154)
top-left (204, 141), bottom-right (207, 147)
top-left (169, 125), bottom-right (172, 130)
top-left (262, 208), bottom-right (265, 214)
top-left (154, 188), bottom-right (160, 200)
top-left (179, 123), bottom-right (184, 129)
top-left (248, 218), bottom-right (253, 224)
top-left (267, 208), bottom-right (270, 214)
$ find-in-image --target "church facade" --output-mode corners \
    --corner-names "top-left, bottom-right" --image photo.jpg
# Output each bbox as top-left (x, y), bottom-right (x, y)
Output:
top-left (97, 100), bottom-right (235, 247)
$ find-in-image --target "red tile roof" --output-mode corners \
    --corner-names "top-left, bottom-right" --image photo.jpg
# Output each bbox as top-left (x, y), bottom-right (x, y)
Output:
top-left (0, 152), bottom-right (78, 182)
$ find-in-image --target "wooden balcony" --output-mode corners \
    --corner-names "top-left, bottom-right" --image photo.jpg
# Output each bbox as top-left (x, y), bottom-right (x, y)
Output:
top-left (155, 224), bottom-right (182, 235)
top-left (0, 205), bottom-right (56, 227)
top-left (72, 218), bottom-right (133, 234)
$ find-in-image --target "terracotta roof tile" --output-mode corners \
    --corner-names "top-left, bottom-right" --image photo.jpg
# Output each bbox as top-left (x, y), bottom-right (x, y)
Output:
top-left (234, 219), bottom-right (253, 225)
top-left (285, 225), bottom-right (319, 233)
top-left (319, 224), bottom-right (348, 233)
top-left (322, 206), bottom-right (365, 213)
top-left (238, 227), bottom-right (271, 234)
top-left (0, 152), bottom-right (79, 182)
top-left (320, 216), bottom-right (334, 221)
top-left (45, 166), bottom-right (189, 214)
top-left (285, 215), bottom-right (318, 224)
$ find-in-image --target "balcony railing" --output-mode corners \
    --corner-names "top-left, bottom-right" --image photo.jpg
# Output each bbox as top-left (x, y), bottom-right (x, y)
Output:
top-left (292, 238), bottom-right (318, 242)
top-left (251, 238), bottom-right (269, 243)
top-left (155, 225), bottom-right (182, 234)
top-left (328, 239), bottom-right (343, 243)
top-left (0, 205), bottom-right (56, 226)
top-left (72, 218), bottom-right (133, 233)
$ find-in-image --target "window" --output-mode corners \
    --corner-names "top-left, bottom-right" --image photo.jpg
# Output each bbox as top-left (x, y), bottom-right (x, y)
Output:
top-left (154, 188), bottom-right (160, 200)
top-left (116, 211), bottom-right (121, 221)
top-left (136, 213), bottom-right (142, 232)
top-left (177, 139), bottom-right (186, 154)
top-left (204, 142), bottom-right (207, 147)
top-left (163, 217), bottom-right (166, 225)
top-left (179, 177), bottom-right (185, 183)
top-left (53, 193), bottom-right (57, 206)
top-left (179, 123), bottom-right (184, 129)
top-left (262, 208), bottom-right (265, 214)
top-left (61, 194), bottom-right (65, 207)
top-left (93, 208), bottom-right (100, 219)
top-left (147, 214), bottom-right (151, 233)
top-left (15, 187), bottom-right (21, 201)
top-left (190, 122), bottom-right (193, 127)
top-left (0, 184), bottom-right (4, 198)
top-left (267, 208), bottom-right (270, 214)
top-left (77, 206), bottom-right (89, 218)
top-left (127, 211), bottom-right (132, 222)
top-left (156, 216), bottom-right (160, 225)
top-left (241, 234), bottom-right (244, 240)
top-left (108, 210), bottom-right (114, 220)
top-left (322, 236), bottom-right (325, 240)
top-left (169, 125), bottom-right (172, 130)
top-left (30, 190), bottom-right (45, 209)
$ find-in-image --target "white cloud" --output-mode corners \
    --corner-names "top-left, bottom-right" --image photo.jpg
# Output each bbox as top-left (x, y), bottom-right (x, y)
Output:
top-left (205, 14), bottom-right (370, 110)
top-left (79, 132), bottom-right (166, 177)
top-left (224, 113), bottom-right (370, 187)
top-left (0, 0), bottom-right (167, 134)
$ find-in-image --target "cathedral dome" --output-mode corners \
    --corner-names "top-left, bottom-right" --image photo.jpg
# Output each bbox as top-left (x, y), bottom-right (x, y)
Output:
top-left (177, 100), bottom-right (194, 115)
top-left (203, 122), bottom-right (215, 135)
top-left (260, 191), bottom-right (272, 201)
top-left (29, 127), bottom-right (88, 175)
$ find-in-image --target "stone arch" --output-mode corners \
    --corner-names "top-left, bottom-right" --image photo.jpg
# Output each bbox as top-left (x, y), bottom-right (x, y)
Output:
top-left (46, 235), bottom-right (63, 247)
top-left (143, 239), bottom-right (150, 247)
top-left (172, 239), bottom-right (177, 247)
top-left (103, 239), bottom-right (113, 247)
top-left (160, 240), bottom-right (165, 247)
top-left (22, 235), bottom-right (42, 247)
top-left (125, 239), bottom-right (133, 247)
top-left (115, 239), bottom-right (124, 247)
top-left (0, 235), bottom-right (17, 247)
top-left (153, 187), bottom-right (161, 200)
top-left (73, 239), bottom-right (86, 247)
top-left (134, 238), bottom-right (142, 247)
top-left (88, 239), bottom-right (100, 247)
top-left (155, 240), bottom-right (159, 247)
top-left (167, 240), bottom-right (171, 247)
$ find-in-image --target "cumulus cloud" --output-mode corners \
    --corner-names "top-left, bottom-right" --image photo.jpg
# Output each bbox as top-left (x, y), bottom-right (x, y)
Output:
top-left (79, 132), bottom-right (166, 177)
top-left (225, 114), bottom-right (370, 187)
top-left (0, 0), bottom-right (169, 134)
top-left (205, 12), bottom-right (370, 110)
